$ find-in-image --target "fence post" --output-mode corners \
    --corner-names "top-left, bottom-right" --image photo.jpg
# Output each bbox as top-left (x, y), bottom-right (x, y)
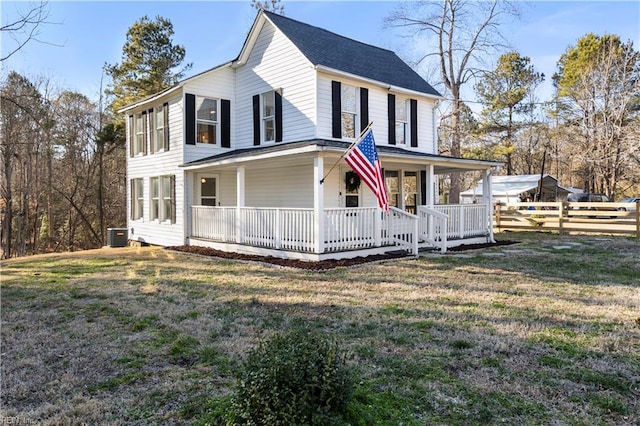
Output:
top-left (459, 206), bottom-right (465, 239)
top-left (495, 203), bottom-right (501, 232)
top-left (558, 202), bottom-right (564, 235)
top-left (636, 201), bottom-right (640, 238)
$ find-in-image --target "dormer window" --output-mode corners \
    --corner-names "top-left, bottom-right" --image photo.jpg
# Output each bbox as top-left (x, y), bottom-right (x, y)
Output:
top-left (196, 96), bottom-right (217, 144)
top-left (341, 84), bottom-right (357, 138)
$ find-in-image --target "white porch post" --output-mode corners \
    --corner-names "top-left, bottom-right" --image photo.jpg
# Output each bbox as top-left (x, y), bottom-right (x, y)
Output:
top-left (236, 166), bottom-right (245, 244)
top-left (425, 164), bottom-right (435, 206)
top-left (184, 171), bottom-right (192, 245)
top-left (425, 164), bottom-right (435, 241)
top-left (314, 157), bottom-right (325, 254)
top-left (483, 168), bottom-right (495, 242)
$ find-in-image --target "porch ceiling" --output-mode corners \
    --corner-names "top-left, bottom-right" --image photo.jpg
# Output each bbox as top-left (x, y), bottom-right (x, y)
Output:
top-left (180, 139), bottom-right (502, 173)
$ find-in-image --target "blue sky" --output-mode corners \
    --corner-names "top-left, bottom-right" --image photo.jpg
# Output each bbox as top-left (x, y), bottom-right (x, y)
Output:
top-left (2, 1), bottom-right (639, 103)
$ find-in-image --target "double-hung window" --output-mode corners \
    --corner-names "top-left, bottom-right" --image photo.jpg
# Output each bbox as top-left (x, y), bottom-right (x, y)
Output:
top-left (134, 113), bottom-right (145, 155)
top-left (341, 84), bottom-right (357, 138)
top-left (154, 104), bottom-right (166, 152)
top-left (395, 98), bottom-right (408, 145)
top-left (262, 91), bottom-right (275, 142)
top-left (150, 175), bottom-right (175, 223)
top-left (131, 178), bottom-right (144, 220)
top-left (196, 96), bottom-right (217, 144)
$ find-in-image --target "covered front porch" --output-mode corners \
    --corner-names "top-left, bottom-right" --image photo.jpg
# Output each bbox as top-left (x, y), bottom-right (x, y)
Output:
top-left (189, 203), bottom-right (491, 261)
top-left (181, 140), bottom-right (499, 261)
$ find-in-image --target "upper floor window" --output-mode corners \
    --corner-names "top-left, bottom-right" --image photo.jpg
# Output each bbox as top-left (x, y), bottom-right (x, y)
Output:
top-left (395, 98), bottom-right (408, 145)
top-left (154, 104), bottom-right (168, 152)
top-left (262, 91), bottom-right (275, 142)
top-left (196, 96), bottom-right (217, 144)
top-left (341, 84), bottom-right (357, 138)
top-left (134, 113), bottom-right (145, 155)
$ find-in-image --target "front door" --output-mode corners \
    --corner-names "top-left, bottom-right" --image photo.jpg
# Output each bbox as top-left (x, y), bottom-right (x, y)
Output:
top-left (199, 175), bottom-right (218, 206)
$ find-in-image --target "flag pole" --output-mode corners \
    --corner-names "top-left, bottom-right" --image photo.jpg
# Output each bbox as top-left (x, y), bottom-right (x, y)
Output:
top-left (320, 122), bottom-right (373, 184)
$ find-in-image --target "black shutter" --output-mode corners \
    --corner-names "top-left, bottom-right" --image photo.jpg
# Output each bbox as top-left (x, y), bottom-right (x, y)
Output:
top-left (420, 170), bottom-right (427, 205)
top-left (331, 81), bottom-right (341, 138)
top-left (221, 99), bottom-right (231, 148)
top-left (388, 94), bottom-right (396, 145)
top-left (148, 108), bottom-right (155, 154)
top-left (410, 99), bottom-right (418, 147)
top-left (128, 115), bottom-right (134, 157)
top-left (163, 102), bottom-right (169, 151)
top-left (185, 93), bottom-right (196, 145)
top-left (170, 175), bottom-right (176, 224)
top-left (141, 111), bottom-right (148, 155)
top-left (360, 88), bottom-right (369, 132)
top-left (275, 91), bottom-right (283, 142)
top-left (253, 94), bottom-right (260, 146)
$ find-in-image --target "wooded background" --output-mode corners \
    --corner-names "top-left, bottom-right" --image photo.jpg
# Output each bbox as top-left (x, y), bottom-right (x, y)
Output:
top-left (2, 0), bottom-right (639, 258)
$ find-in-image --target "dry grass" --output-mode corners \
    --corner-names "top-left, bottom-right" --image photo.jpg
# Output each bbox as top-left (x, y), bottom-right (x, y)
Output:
top-left (1, 232), bottom-right (639, 425)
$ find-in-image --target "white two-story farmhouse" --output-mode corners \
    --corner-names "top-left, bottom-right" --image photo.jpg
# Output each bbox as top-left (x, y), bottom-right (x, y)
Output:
top-left (122, 10), bottom-right (500, 260)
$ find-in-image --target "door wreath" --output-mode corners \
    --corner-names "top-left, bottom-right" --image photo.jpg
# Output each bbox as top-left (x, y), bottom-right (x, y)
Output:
top-left (345, 171), bottom-right (361, 193)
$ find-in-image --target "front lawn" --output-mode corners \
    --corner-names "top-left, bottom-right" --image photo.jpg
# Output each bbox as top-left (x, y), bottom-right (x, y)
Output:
top-left (1, 232), bottom-right (638, 424)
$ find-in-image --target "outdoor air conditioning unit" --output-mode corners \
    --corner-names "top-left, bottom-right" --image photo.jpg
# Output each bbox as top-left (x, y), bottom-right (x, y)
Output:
top-left (107, 228), bottom-right (128, 248)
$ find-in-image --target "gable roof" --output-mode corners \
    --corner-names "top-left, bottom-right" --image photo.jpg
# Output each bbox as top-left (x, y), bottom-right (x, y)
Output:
top-left (262, 11), bottom-right (441, 97)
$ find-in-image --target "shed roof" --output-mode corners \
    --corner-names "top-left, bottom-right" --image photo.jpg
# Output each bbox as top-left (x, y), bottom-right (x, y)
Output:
top-left (461, 174), bottom-right (570, 198)
top-left (180, 139), bottom-right (500, 174)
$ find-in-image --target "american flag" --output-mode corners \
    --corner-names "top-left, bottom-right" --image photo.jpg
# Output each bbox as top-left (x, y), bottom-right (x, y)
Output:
top-left (344, 129), bottom-right (389, 211)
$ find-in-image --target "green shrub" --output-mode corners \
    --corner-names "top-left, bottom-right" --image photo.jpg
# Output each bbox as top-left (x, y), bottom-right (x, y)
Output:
top-left (230, 330), bottom-right (354, 425)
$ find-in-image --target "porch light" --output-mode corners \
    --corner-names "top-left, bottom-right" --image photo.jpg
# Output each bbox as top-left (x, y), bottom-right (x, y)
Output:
top-left (201, 178), bottom-right (207, 184)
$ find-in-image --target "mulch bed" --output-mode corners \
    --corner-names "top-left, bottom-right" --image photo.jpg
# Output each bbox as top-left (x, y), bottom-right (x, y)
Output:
top-left (166, 245), bottom-right (407, 270)
top-left (166, 239), bottom-right (519, 270)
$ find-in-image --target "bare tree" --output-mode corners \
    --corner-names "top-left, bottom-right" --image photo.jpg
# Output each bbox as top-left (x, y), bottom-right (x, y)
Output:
top-left (252, 0), bottom-right (285, 15)
top-left (1, 1), bottom-right (52, 62)
top-left (554, 34), bottom-right (640, 198)
top-left (387, 0), bottom-right (518, 202)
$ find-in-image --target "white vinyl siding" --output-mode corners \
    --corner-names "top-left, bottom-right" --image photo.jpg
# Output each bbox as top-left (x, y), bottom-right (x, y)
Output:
top-left (235, 19), bottom-right (316, 148)
top-left (317, 73), bottom-right (437, 154)
top-left (245, 162), bottom-right (313, 208)
top-left (127, 94), bottom-right (185, 247)
top-left (183, 66), bottom-right (235, 163)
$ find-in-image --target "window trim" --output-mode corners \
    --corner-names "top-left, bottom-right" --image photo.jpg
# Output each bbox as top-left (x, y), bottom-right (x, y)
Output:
top-left (261, 90), bottom-right (276, 143)
top-left (395, 97), bottom-right (408, 145)
top-left (196, 96), bottom-right (218, 145)
top-left (133, 113), bottom-right (145, 155)
top-left (154, 104), bottom-right (166, 152)
top-left (131, 178), bottom-right (144, 221)
top-left (149, 175), bottom-right (175, 224)
top-left (341, 84), bottom-right (358, 139)
top-left (198, 174), bottom-right (219, 206)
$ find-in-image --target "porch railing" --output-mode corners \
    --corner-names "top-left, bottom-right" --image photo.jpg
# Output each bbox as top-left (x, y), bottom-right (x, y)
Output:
top-left (324, 207), bottom-right (378, 252)
top-left (191, 206), bottom-right (420, 255)
top-left (417, 206), bottom-right (448, 253)
top-left (192, 206), bottom-right (236, 241)
top-left (431, 204), bottom-right (488, 239)
top-left (383, 207), bottom-right (419, 255)
top-left (192, 206), bottom-right (315, 252)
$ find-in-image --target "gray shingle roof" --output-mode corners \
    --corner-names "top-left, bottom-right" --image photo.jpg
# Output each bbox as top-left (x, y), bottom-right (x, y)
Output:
top-left (264, 11), bottom-right (441, 97)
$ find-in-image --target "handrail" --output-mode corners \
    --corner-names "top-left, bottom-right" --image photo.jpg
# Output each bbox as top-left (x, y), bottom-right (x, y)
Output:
top-left (417, 206), bottom-right (448, 253)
